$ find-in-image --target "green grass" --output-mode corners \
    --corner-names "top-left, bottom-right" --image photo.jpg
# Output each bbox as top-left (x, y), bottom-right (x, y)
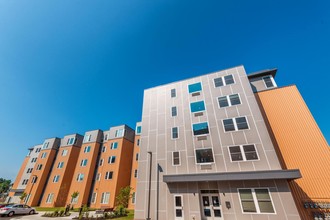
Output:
top-left (34, 207), bottom-right (65, 212)
top-left (117, 210), bottom-right (134, 220)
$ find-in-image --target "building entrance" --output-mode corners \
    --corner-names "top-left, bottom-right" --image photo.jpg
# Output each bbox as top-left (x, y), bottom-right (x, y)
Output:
top-left (200, 190), bottom-right (223, 220)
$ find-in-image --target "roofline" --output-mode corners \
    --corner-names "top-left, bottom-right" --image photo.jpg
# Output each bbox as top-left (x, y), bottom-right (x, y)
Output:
top-left (248, 68), bottom-right (277, 79)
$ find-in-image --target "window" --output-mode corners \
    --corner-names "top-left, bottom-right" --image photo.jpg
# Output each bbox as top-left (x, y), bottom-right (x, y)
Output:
top-left (31, 176), bottom-right (37, 183)
top-left (115, 129), bottom-right (125, 138)
top-left (96, 173), bottom-right (101, 181)
top-left (36, 164), bottom-right (42, 170)
top-left (99, 159), bottom-right (104, 166)
top-left (26, 168), bottom-right (33, 173)
top-left (80, 159), bottom-right (88, 167)
top-left (53, 175), bottom-right (60, 183)
top-left (195, 148), bottom-right (214, 164)
top-left (57, 162), bottom-right (64, 169)
top-left (71, 194), bottom-right (79, 204)
top-left (218, 94), bottom-right (241, 108)
top-left (22, 179), bottom-right (28, 185)
top-left (41, 152), bottom-right (47, 159)
top-left (172, 127), bottom-right (178, 139)
top-left (136, 125), bottom-right (142, 134)
top-left (61, 149), bottom-right (68, 156)
top-left (84, 134), bottom-right (91, 143)
top-left (101, 192), bottom-right (110, 204)
top-left (171, 89), bottom-right (176, 98)
top-left (192, 122), bottom-right (209, 136)
top-left (238, 188), bottom-right (275, 214)
top-left (110, 142), bottom-right (118, 149)
top-left (42, 142), bottom-right (49, 149)
top-left (31, 157), bottom-right (37, 163)
top-left (223, 117), bottom-right (249, 132)
top-left (137, 139), bottom-right (140, 146)
top-left (131, 192), bottom-right (136, 204)
top-left (35, 148), bottom-right (41, 153)
top-left (214, 74), bottom-right (235, 87)
top-left (67, 137), bottom-right (76, 145)
top-left (134, 169), bottom-right (138, 178)
top-left (105, 171), bottom-right (113, 180)
top-left (91, 193), bottom-right (97, 204)
top-left (229, 145), bottom-right (259, 162)
top-left (188, 82), bottom-right (202, 94)
top-left (190, 101), bottom-right (205, 113)
top-left (172, 151), bottom-right (180, 166)
top-left (24, 194), bottom-right (31, 204)
top-left (108, 156), bottom-right (116, 164)
top-left (77, 173), bottom-right (84, 182)
top-left (46, 193), bottom-right (54, 204)
top-left (135, 153), bottom-right (139, 161)
top-left (171, 106), bottom-right (177, 117)
top-left (84, 146), bottom-right (91, 153)
top-left (263, 76), bottom-right (276, 88)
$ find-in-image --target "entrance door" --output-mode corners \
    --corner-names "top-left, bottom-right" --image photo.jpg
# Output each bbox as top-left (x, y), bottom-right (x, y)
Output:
top-left (201, 191), bottom-right (223, 220)
top-left (174, 195), bottom-right (184, 220)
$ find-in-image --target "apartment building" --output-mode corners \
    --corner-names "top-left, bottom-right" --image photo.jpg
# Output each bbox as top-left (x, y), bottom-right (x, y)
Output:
top-left (7, 144), bottom-right (42, 204)
top-left (128, 122), bottom-right (142, 210)
top-left (134, 66), bottom-right (301, 220)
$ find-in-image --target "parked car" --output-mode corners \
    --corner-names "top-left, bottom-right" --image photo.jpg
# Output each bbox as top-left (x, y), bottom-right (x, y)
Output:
top-left (0, 204), bottom-right (36, 217)
top-left (0, 204), bottom-right (13, 209)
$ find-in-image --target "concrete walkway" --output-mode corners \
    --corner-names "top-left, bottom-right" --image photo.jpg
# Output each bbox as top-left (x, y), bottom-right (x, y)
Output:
top-left (0, 211), bottom-right (86, 219)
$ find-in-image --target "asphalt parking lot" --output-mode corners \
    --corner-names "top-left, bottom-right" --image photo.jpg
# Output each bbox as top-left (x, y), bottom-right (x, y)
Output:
top-left (0, 212), bottom-right (79, 219)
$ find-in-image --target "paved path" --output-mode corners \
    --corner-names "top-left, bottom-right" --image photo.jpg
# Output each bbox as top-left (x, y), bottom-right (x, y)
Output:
top-left (0, 212), bottom-right (82, 220)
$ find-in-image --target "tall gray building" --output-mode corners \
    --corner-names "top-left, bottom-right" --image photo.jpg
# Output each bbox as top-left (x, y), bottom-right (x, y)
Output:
top-left (135, 66), bottom-right (301, 220)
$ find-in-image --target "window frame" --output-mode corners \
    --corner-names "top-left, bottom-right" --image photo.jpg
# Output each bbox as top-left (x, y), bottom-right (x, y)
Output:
top-left (105, 171), bottom-right (113, 180)
top-left (262, 76), bottom-right (277, 89)
top-left (171, 88), bottom-right (176, 98)
top-left (84, 146), bottom-right (91, 153)
top-left (136, 125), bottom-right (142, 134)
top-left (213, 74), bottom-right (235, 88)
top-left (171, 106), bottom-right (178, 117)
top-left (83, 134), bottom-right (91, 143)
top-left (57, 162), bottom-right (64, 169)
top-left (222, 116), bottom-right (249, 132)
top-left (228, 145), bottom-right (259, 162)
top-left (100, 192), bottom-right (110, 204)
top-left (190, 100), bottom-right (206, 113)
top-left (110, 142), bottom-right (118, 150)
top-left (217, 93), bottom-right (242, 108)
top-left (192, 122), bottom-right (210, 136)
top-left (171, 127), bottom-right (179, 139)
top-left (77, 173), bottom-right (84, 182)
top-left (172, 151), bottom-right (181, 166)
top-left (194, 148), bottom-right (215, 165)
top-left (46, 193), bottom-right (54, 204)
top-left (80, 159), bottom-right (88, 167)
top-left (53, 175), bottom-right (60, 183)
top-left (108, 156), bottom-right (116, 164)
top-left (238, 188), bottom-right (276, 214)
top-left (91, 192), bottom-right (97, 204)
top-left (61, 149), bottom-right (68, 156)
top-left (41, 152), bottom-right (47, 159)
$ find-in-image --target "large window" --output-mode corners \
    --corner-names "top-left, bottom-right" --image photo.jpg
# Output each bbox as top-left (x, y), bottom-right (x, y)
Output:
top-left (108, 156), bottom-right (116, 164)
top-left (214, 75), bottom-right (235, 87)
top-left (91, 193), bottom-right (97, 204)
top-left (218, 94), bottom-right (241, 108)
top-left (188, 82), bottom-right (202, 94)
top-left (101, 192), bottom-right (110, 204)
top-left (190, 101), bottom-right (205, 113)
top-left (263, 76), bottom-right (276, 88)
top-left (172, 127), bottom-right (179, 139)
top-left (192, 122), bottom-right (209, 136)
top-left (62, 149), bottom-right (68, 156)
top-left (80, 159), bottom-right (88, 167)
top-left (41, 152), bottom-right (47, 159)
top-left (84, 146), bottom-right (91, 153)
top-left (223, 117), bottom-right (249, 132)
top-left (195, 148), bottom-right (214, 164)
top-left (171, 106), bottom-right (177, 117)
top-left (172, 151), bottom-right (180, 166)
top-left (46, 193), bottom-right (54, 204)
top-left (105, 171), bottom-right (113, 180)
top-left (67, 137), bottom-right (76, 145)
top-left (42, 142), bottom-right (49, 149)
top-left (83, 135), bottom-right (91, 143)
top-left (229, 145), bottom-right (258, 162)
top-left (238, 188), bottom-right (275, 214)
top-left (115, 129), bottom-right (125, 137)
top-left (111, 142), bottom-right (118, 149)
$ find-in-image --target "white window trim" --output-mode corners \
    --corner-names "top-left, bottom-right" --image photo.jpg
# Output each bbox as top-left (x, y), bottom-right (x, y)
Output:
top-left (237, 188), bottom-right (276, 215)
top-left (171, 106), bottom-right (178, 117)
top-left (102, 145), bottom-right (106, 153)
top-left (262, 76), bottom-right (277, 88)
top-left (53, 175), bottom-right (60, 183)
top-left (100, 192), bottom-right (110, 204)
top-left (80, 159), bottom-right (88, 167)
top-left (227, 144), bottom-right (260, 162)
top-left (217, 93), bottom-right (242, 109)
top-left (84, 134), bottom-right (91, 143)
top-left (194, 148), bottom-right (215, 165)
top-left (91, 193), bottom-right (97, 204)
top-left (171, 127), bottom-right (179, 140)
top-left (84, 146), bottom-right (91, 153)
top-left (110, 142), bottom-right (118, 150)
top-left (136, 125), bottom-right (142, 134)
top-left (213, 74), bottom-right (235, 88)
top-left (108, 156), bottom-right (116, 164)
top-left (191, 121), bottom-right (210, 137)
top-left (189, 100), bottom-right (206, 114)
top-left (222, 116), bottom-right (250, 133)
top-left (62, 149), bottom-right (68, 156)
top-left (41, 152), bottom-right (47, 159)
top-left (173, 195), bottom-right (184, 218)
top-left (187, 81), bottom-right (203, 95)
top-left (57, 162), bottom-right (64, 169)
top-left (46, 193), bottom-right (54, 204)
top-left (77, 173), bottom-right (84, 182)
top-left (170, 88), bottom-right (177, 98)
top-left (172, 151), bottom-right (181, 166)
top-left (99, 159), bottom-right (104, 166)
top-left (131, 192), bottom-right (136, 204)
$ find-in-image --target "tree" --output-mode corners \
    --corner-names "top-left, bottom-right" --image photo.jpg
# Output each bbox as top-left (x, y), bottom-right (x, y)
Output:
top-left (19, 192), bottom-right (27, 202)
top-left (71, 191), bottom-right (79, 205)
top-left (115, 186), bottom-right (133, 208)
top-left (0, 178), bottom-right (11, 199)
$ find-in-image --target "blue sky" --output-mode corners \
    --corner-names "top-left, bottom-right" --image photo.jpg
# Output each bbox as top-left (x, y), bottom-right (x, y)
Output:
top-left (0, 0), bottom-right (329, 181)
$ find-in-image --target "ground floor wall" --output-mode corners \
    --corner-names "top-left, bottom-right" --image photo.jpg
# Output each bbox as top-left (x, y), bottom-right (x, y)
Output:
top-left (134, 179), bottom-right (300, 220)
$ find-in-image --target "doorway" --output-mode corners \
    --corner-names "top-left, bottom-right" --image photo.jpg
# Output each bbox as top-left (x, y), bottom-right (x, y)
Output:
top-left (200, 190), bottom-right (223, 220)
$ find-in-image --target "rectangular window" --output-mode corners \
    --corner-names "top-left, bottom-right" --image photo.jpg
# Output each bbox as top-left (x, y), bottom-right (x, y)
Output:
top-left (110, 142), bottom-right (118, 149)
top-left (172, 151), bottom-right (180, 166)
top-left (132, 192), bottom-right (136, 204)
top-left (36, 164), bottom-right (42, 170)
top-left (263, 76), bottom-right (276, 88)
top-left (136, 125), bottom-right (142, 134)
top-left (24, 194), bottom-right (31, 204)
top-left (57, 162), bottom-right (64, 169)
top-left (190, 101), bottom-right (205, 113)
top-left (41, 152), bottom-right (47, 159)
top-left (238, 188), bottom-right (275, 213)
top-left (137, 139), bottom-right (140, 146)
top-left (136, 153), bottom-right (139, 161)
top-left (134, 169), bottom-right (138, 178)
top-left (84, 146), bottom-right (91, 153)
top-left (35, 148), bottom-right (41, 153)
top-left (101, 145), bottom-right (106, 153)
top-left (101, 192), bottom-right (110, 204)
top-left (229, 145), bottom-right (258, 162)
top-left (115, 129), bottom-right (125, 137)
top-left (77, 173), bottom-right (84, 182)
top-left (195, 148), bottom-right (214, 164)
top-left (31, 176), bottom-right (37, 183)
top-left (108, 156), bottom-right (116, 164)
top-left (171, 89), bottom-right (176, 98)
top-left (214, 74), bottom-right (235, 87)
top-left (62, 149), bottom-right (68, 156)
top-left (188, 82), bottom-right (202, 94)
top-left (218, 94), bottom-right (241, 108)
top-left (99, 159), bottom-right (104, 166)
top-left (67, 137), bottom-right (76, 145)
top-left (172, 127), bottom-right (179, 139)
top-left (80, 159), bottom-right (88, 167)
top-left (91, 193), bottom-right (97, 204)
top-left (104, 134), bottom-right (108, 142)
top-left (84, 134), bottom-right (91, 143)
top-left (171, 106), bottom-right (177, 117)
top-left (192, 122), bottom-right (209, 136)
top-left (42, 142), bottom-right (49, 149)
top-left (105, 171), bottom-right (113, 180)
top-left (53, 175), bottom-right (60, 183)
top-left (46, 193), bottom-right (54, 204)
top-left (223, 117), bottom-right (249, 132)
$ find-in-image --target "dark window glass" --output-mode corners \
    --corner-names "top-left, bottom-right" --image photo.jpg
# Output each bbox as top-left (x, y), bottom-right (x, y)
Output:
top-left (173, 152), bottom-right (180, 165)
top-left (171, 106), bottom-right (177, 117)
top-left (176, 209), bottom-right (182, 217)
top-left (175, 196), bottom-right (182, 207)
top-left (190, 101), bottom-right (205, 113)
top-left (171, 89), bottom-right (176, 98)
top-left (214, 77), bottom-right (224, 87)
top-left (255, 189), bottom-right (275, 213)
top-left (172, 127), bottom-right (178, 139)
top-left (192, 122), bottom-right (209, 136)
top-left (223, 119), bottom-right (235, 131)
top-left (243, 145), bottom-right (258, 160)
top-left (229, 94), bottom-right (241, 105)
top-left (224, 75), bottom-right (234, 85)
top-left (214, 210), bottom-right (222, 217)
top-left (239, 189), bottom-right (256, 213)
top-left (263, 76), bottom-right (274, 88)
top-left (188, 82), bottom-right (202, 93)
top-left (204, 209), bottom-right (211, 217)
top-left (212, 196), bottom-right (220, 207)
top-left (136, 126), bottom-right (142, 134)
top-left (218, 96), bottom-right (229, 108)
top-left (229, 146), bottom-right (243, 161)
top-left (196, 149), bottom-right (214, 163)
top-left (236, 117), bottom-right (249, 130)
top-left (202, 196), bottom-right (210, 206)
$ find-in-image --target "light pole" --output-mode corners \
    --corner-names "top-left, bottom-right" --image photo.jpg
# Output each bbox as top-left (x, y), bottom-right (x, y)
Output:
top-left (25, 175), bottom-right (37, 205)
top-left (146, 152), bottom-right (152, 220)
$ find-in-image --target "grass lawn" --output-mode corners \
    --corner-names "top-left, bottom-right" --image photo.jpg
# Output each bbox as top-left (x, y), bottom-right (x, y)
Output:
top-left (116, 210), bottom-right (134, 220)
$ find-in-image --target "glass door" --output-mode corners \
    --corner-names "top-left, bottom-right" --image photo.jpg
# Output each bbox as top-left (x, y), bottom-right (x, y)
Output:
top-left (201, 191), bottom-right (223, 220)
top-left (174, 195), bottom-right (184, 220)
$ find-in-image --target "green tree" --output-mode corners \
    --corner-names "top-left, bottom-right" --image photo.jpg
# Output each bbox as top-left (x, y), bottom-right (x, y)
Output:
top-left (115, 186), bottom-right (133, 208)
top-left (0, 178), bottom-right (11, 198)
top-left (19, 192), bottom-right (27, 202)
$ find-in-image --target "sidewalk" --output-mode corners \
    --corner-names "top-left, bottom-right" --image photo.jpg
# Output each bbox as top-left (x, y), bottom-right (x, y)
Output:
top-left (0, 211), bottom-right (85, 219)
